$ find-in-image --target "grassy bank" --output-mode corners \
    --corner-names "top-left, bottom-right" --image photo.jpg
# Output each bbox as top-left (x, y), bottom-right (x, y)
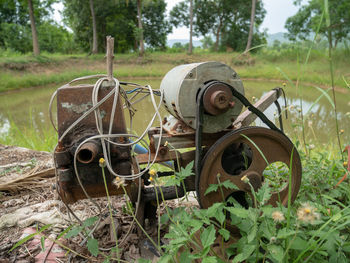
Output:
top-left (1, 49), bottom-right (349, 93)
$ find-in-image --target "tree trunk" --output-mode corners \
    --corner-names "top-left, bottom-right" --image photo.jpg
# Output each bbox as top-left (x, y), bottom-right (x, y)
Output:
top-left (333, 37), bottom-right (339, 50)
top-left (245, 0), bottom-right (256, 53)
top-left (214, 18), bottom-right (222, 52)
top-left (89, 0), bottom-right (98, 54)
top-left (137, 0), bottom-right (144, 57)
top-left (188, 0), bottom-right (193, 54)
top-left (28, 0), bottom-right (40, 56)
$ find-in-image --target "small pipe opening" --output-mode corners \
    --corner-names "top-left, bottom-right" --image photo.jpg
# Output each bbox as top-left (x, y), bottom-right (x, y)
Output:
top-left (77, 149), bottom-right (94, 163)
top-left (76, 142), bottom-right (99, 164)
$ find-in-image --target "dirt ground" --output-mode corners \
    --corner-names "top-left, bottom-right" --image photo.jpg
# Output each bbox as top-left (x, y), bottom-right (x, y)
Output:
top-left (0, 144), bottom-right (176, 262)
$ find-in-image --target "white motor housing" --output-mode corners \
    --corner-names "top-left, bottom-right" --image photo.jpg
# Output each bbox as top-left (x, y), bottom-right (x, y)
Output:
top-left (160, 61), bottom-right (245, 133)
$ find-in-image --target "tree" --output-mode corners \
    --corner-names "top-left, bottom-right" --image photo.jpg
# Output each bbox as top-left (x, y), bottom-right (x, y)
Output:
top-left (169, 0), bottom-right (194, 49)
top-left (89, 0), bottom-right (98, 54)
top-left (63, 0), bottom-right (137, 53)
top-left (219, 0), bottom-right (266, 52)
top-left (285, 0), bottom-right (350, 49)
top-left (142, 0), bottom-right (171, 50)
top-left (170, 0), bottom-right (266, 52)
top-left (188, 0), bottom-right (193, 54)
top-left (245, 0), bottom-right (256, 52)
top-left (28, 0), bottom-right (40, 55)
top-left (63, 0), bottom-right (169, 53)
top-left (0, 0), bottom-right (68, 53)
top-left (136, 0), bottom-right (144, 56)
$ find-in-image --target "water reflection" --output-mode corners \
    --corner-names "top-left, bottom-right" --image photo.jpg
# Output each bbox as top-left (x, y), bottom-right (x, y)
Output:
top-left (0, 79), bottom-right (349, 147)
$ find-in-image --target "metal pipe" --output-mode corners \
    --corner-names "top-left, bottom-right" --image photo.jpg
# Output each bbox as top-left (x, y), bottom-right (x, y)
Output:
top-left (76, 142), bottom-right (99, 164)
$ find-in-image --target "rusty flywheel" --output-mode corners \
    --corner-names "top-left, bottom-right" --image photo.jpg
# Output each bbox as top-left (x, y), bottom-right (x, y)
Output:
top-left (197, 126), bottom-right (302, 209)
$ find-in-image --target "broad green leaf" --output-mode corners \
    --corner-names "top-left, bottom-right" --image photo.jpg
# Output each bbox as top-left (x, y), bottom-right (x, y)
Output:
top-left (87, 238), bottom-right (99, 257)
top-left (205, 184), bottom-right (219, 195)
top-left (207, 203), bottom-right (223, 218)
top-left (277, 229), bottom-right (297, 239)
top-left (218, 228), bottom-right (230, 241)
top-left (247, 224), bottom-right (257, 243)
top-left (216, 210), bottom-right (225, 226)
top-left (177, 161), bottom-right (194, 180)
top-left (189, 219), bottom-right (203, 235)
top-left (169, 236), bottom-right (188, 245)
top-left (289, 236), bottom-right (308, 250)
top-left (164, 176), bottom-right (180, 187)
top-left (56, 225), bottom-right (72, 240)
top-left (232, 244), bottom-right (255, 263)
top-left (179, 250), bottom-right (192, 263)
top-left (227, 196), bottom-right (243, 208)
top-left (342, 242), bottom-right (350, 253)
top-left (160, 213), bottom-right (169, 224)
top-left (248, 208), bottom-right (258, 222)
top-left (202, 256), bottom-right (218, 263)
top-left (322, 232), bottom-right (339, 254)
top-left (221, 180), bottom-right (239, 190)
top-left (259, 220), bottom-right (274, 240)
top-left (65, 226), bottom-right (83, 238)
top-left (267, 244), bottom-right (284, 262)
top-left (261, 206), bottom-right (274, 217)
top-left (226, 207), bottom-right (249, 218)
top-left (200, 225), bottom-right (216, 248)
top-left (83, 216), bottom-right (98, 228)
top-left (256, 182), bottom-right (271, 205)
top-left (103, 258), bottom-right (111, 263)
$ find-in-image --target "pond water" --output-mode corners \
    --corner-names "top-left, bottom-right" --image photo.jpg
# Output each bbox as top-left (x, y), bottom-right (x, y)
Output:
top-left (0, 78), bottom-right (349, 150)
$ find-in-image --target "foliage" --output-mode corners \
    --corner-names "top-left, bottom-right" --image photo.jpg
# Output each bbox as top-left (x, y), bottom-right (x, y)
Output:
top-left (169, 0), bottom-right (266, 52)
top-left (63, 0), bottom-right (137, 53)
top-left (0, 0), bottom-right (75, 53)
top-left (142, 0), bottom-right (172, 50)
top-left (285, 0), bottom-right (350, 49)
top-left (158, 153), bottom-right (350, 262)
top-left (63, 0), bottom-right (170, 53)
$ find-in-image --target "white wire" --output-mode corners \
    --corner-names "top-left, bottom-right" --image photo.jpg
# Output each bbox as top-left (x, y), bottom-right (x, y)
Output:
top-left (51, 76), bottom-right (164, 181)
top-left (51, 75), bottom-right (164, 254)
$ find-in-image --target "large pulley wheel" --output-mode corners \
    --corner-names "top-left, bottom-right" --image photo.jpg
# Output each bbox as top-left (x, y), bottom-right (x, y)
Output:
top-left (197, 127), bottom-right (302, 209)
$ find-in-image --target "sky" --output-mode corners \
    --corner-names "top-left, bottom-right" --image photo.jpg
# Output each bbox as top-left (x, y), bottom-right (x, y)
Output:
top-left (53, 0), bottom-right (304, 40)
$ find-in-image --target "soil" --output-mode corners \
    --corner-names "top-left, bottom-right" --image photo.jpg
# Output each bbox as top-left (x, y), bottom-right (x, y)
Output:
top-left (0, 144), bottom-right (183, 262)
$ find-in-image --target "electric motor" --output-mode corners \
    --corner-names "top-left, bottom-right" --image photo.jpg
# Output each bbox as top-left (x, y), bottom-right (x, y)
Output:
top-left (160, 61), bottom-right (245, 133)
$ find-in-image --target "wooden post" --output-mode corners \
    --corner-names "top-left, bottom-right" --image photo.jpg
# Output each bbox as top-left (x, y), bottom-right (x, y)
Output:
top-left (106, 36), bottom-right (114, 81)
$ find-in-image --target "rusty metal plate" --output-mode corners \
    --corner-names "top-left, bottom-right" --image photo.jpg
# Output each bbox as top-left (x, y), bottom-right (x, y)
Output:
top-left (56, 83), bottom-right (127, 144)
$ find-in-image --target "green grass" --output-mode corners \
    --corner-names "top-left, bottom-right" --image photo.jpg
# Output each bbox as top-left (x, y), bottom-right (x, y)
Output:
top-left (1, 48), bottom-right (349, 93)
top-left (0, 115), bottom-right (57, 152)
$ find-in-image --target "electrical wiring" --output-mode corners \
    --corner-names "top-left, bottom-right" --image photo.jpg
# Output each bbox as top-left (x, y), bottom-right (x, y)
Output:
top-left (50, 75), bottom-right (165, 259)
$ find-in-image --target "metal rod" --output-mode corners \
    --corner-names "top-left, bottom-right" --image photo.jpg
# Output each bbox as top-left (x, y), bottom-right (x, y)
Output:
top-left (106, 36), bottom-right (114, 81)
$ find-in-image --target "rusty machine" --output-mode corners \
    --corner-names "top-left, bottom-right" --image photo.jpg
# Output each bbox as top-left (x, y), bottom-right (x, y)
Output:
top-left (52, 39), bottom-right (301, 225)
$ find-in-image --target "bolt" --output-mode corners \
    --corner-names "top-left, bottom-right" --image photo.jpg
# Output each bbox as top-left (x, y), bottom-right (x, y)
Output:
top-left (189, 120), bottom-right (193, 124)
top-left (229, 101), bottom-right (235, 108)
top-left (231, 117), bottom-right (235, 122)
top-left (189, 72), bottom-right (193, 78)
top-left (210, 91), bottom-right (229, 110)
